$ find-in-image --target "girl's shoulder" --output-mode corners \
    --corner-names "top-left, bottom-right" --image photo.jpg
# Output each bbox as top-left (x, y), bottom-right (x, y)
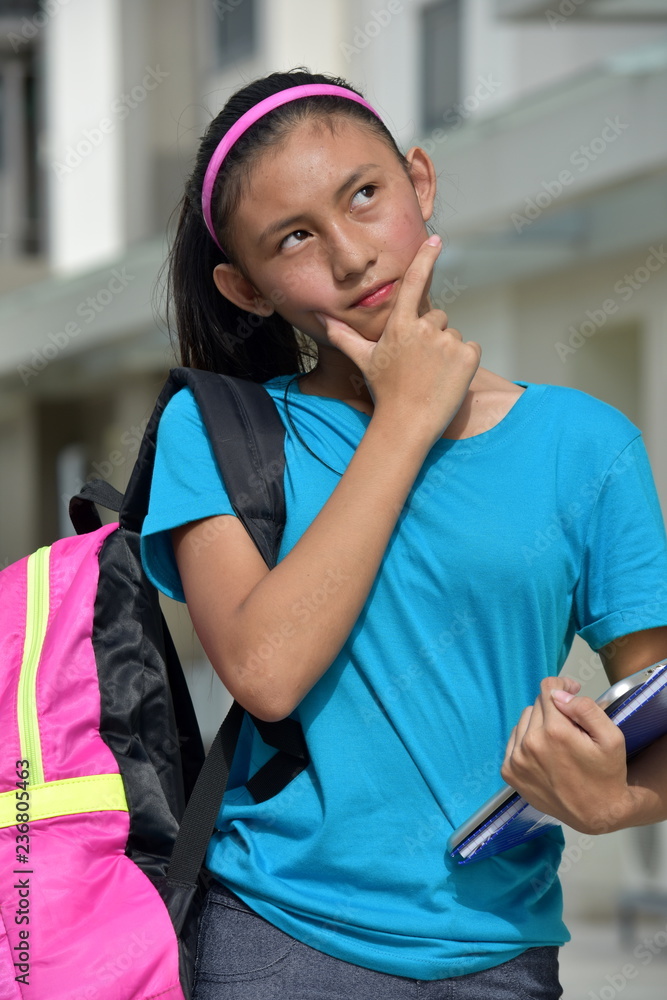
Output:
top-left (520, 378), bottom-right (642, 476)
top-left (536, 380), bottom-right (639, 437)
top-left (482, 367), bottom-right (637, 432)
top-left (460, 368), bottom-right (641, 471)
top-left (158, 385), bottom-right (203, 439)
top-left (443, 368), bottom-right (637, 448)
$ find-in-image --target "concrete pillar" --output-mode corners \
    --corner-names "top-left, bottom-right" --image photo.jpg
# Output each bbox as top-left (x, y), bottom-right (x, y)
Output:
top-left (350, 0), bottom-right (420, 149)
top-left (264, 0), bottom-right (349, 78)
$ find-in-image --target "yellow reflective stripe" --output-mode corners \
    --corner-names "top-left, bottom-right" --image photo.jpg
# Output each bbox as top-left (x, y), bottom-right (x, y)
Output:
top-left (17, 546), bottom-right (50, 787)
top-left (0, 773), bottom-right (128, 829)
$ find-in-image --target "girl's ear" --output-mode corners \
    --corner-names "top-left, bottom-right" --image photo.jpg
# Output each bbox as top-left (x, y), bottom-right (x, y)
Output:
top-left (212, 263), bottom-right (275, 317)
top-left (404, 146), bottom-right (437, 223)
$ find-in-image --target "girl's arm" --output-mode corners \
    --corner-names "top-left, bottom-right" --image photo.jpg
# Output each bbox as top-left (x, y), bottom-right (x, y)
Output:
top-left (173, 237), bottom-right (481, 722)
top-left (174, 415), bottom-right (438, 722)
top-left (501, 627), bottom-right (667, 834)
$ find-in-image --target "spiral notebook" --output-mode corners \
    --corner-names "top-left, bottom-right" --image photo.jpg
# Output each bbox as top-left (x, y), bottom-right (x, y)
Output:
top-left (447, 661), bottom-right (667, 865)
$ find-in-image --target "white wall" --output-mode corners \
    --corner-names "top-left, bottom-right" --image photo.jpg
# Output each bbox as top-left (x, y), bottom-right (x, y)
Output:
top-left (45, 0), bottom-right (124, 274)
top-left (468, 0), bottom-right (666, 113)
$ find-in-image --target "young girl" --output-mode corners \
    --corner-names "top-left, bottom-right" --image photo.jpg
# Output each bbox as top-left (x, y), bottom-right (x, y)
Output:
top-left (141, 69), bottom-right (667, 999)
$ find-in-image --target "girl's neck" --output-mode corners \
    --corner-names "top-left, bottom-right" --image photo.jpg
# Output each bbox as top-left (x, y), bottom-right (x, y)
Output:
top-left (298, 365), bottom-right (373, 411)
top-left (296, 363), bottom-right (521, 440)
top-left (298, 364), bottom-right (495, 397)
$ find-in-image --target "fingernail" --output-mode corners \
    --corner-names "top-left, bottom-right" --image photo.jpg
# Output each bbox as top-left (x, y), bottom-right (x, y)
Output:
top-left (314, 311), bottom-right (327, 325)
top-left (426, 235), bottom-right (442, 247)
top-left (552, 690), bottom-right (574, 704)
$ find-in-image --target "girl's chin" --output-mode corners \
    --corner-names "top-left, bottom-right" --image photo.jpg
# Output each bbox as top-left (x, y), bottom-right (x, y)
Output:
top-left (352, 320), bottom-right (385, 343)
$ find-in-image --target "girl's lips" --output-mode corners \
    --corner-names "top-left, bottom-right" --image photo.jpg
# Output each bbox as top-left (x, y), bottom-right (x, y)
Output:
top-left (352, 280), bottom-right (397, 308)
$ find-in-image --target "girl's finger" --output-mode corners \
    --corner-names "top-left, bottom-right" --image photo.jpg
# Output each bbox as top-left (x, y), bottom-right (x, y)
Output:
top-left (315, 312), bottom-right (371, 368)
top-left (513, 705), bottom-right (534, 748)
top-left (391, 235), bottom-right (442, 322)
top-left (503, 726), bottom-right (518, 768)
top-left (423, 308), bottom-right (449, 332)
top-left (534, 675), bottom-right (580, 731)
top-left (562, 676), bottom-right (582, 696)
top-left (551, 692), bottom-right (622, 750)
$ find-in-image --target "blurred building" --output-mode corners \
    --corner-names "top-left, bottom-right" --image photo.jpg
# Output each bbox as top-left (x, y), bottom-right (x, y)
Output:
top-left (1, 0), bottom-right (667, 924)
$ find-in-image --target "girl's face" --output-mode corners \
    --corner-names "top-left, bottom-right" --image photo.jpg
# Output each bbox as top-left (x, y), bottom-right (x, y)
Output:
top-left (213, 117), bottom-right (437, 345)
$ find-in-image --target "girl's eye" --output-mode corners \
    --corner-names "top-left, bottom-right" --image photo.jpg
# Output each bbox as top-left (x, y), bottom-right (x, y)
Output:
top-left (351, 184), bottom-right (376, 208)
top-left (277, 187), bottom-right (376, 250)
top-left (280, 230), bottom-right (310, 250)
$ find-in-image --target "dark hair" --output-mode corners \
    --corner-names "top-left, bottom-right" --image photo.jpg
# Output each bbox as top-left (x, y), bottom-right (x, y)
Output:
top-left (161, 67), bottom-right (408, 383)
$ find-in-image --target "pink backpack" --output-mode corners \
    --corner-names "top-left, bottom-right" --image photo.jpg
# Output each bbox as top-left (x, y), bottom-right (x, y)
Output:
top-left (1, 523), bottom-right (189, 999)
top-left (0, 369), bottom-right (308, 999)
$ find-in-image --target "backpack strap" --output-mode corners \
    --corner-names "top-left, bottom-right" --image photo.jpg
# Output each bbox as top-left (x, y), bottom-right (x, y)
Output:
top-left (164, 699), bottom-right (246, 892)
top-left (119, 367), bottom-right (286, 568)
top-left (113, 369), bottom-right (309, 894)
top-left (246, 716), bottom-right (310, 803)
top-left (69, 479), bottom-right (124, 533)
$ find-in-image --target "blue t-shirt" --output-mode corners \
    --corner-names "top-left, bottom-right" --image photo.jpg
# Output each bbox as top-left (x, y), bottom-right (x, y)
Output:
top-left (141, 374), bottom-right (667, 980)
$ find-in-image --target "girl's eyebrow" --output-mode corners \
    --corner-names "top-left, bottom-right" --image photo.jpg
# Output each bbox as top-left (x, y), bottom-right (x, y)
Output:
top-left (258, 163), bottom-right (382, 246)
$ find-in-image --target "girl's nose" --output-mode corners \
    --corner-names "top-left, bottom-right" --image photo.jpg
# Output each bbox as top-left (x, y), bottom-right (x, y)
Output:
top-left (329, 226), bottom-right (378, 282)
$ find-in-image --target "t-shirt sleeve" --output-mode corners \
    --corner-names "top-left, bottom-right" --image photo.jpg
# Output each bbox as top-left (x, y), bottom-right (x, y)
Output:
top-left (574, 434), bottom-right (667, 651)
top-left (140, 387), bottom-right (237, 602)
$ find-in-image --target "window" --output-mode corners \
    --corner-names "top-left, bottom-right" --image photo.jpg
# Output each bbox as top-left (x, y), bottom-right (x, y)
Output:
top-left (0, 73), bottom-right (4, 172)
top-left (421, 0), bottom-right (462, 132)
top-left (0, 1), bottom-right (41, 13)
top-left (214, 0), bottom-right (257, 68)
top-left (0, 0), bottom-right (43, 255)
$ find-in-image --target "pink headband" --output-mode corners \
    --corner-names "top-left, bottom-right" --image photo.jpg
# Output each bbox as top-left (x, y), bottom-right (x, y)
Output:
top-left (201, 84), bottom-right (383, 254)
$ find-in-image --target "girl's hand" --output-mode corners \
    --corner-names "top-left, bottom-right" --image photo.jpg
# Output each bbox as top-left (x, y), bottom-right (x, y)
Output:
top-left (500, 676), bottom-right (633, 835)
top-left (315, 236), bottom-right (482, 449)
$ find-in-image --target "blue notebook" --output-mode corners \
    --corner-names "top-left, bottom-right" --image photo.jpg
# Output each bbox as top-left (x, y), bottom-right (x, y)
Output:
top-left (447, 661), bottom-right (667, 864)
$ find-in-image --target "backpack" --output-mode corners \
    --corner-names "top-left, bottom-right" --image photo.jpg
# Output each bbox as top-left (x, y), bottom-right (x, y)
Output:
top-left (0, 368), bottom-right (310, 1000)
